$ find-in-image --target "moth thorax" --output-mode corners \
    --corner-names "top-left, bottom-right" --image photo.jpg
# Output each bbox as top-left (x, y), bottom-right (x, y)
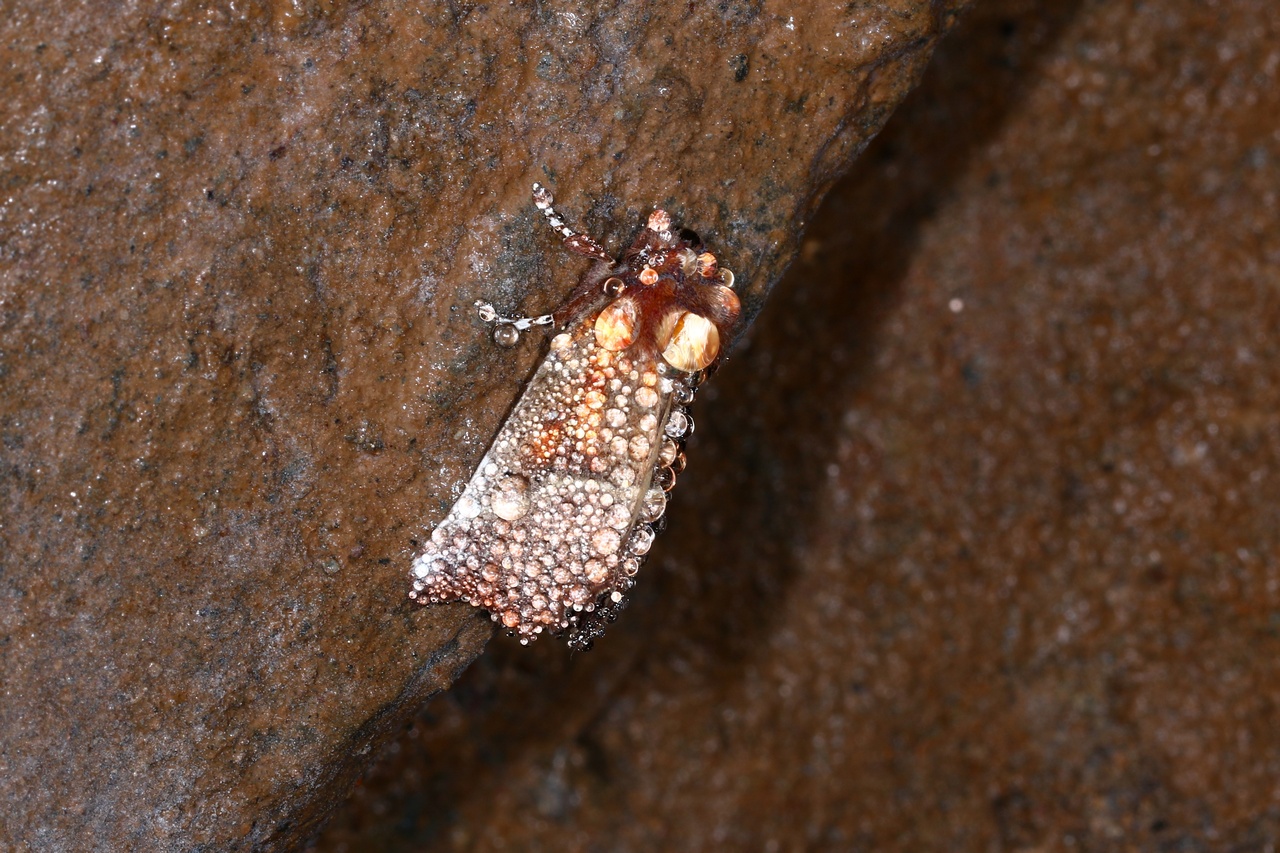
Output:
top-left (594, 297), bottom-right (638, 351)
top-left (657, 309), bottom-right (720, 372)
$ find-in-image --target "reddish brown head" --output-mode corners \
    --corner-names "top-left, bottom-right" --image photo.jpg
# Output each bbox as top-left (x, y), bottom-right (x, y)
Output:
top-left (580, 210), bottom-right (740, 375)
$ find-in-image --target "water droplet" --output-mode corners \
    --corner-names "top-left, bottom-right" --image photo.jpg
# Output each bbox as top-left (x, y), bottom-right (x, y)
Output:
top-left (591, 528), bottom-right (621, 556)
top-left (639, 487), bottom-right (666, 523)
top-left (664, 410), bottom-right (692, 438)
top-left (493, 324), bottom-right (519, 347)
top-left (490, 474), bottom-right (531, 521)
top-left (657, 310), bottom-right (719, 372)
top-left (658, 438), bottom-right (680, 467)
top-left (629, 525), bottom-right (655, 556)
top-left (594, 297), bottom-right (638, 351)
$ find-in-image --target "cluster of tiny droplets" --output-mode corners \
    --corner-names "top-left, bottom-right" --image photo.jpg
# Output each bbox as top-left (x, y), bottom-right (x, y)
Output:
top-left (410, 321), bottom-right (693, 643)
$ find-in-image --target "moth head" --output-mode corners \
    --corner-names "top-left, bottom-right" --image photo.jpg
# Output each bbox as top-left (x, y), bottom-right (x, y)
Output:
top-left (588, 211), bottom-right (741, 373)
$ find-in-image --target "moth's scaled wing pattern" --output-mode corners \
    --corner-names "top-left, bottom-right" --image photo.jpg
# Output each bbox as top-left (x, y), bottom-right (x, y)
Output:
top-left (410, 184), bottom-right (740, 648)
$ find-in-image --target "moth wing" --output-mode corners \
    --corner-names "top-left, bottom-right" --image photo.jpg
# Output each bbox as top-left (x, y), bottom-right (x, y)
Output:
top-left (410, 319), bottom-right (680, 642)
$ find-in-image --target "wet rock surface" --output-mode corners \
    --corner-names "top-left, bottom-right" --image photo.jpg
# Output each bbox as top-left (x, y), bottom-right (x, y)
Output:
top-left (313, 0), bottom-right (1280, 849)
top-left (0, 0), bottom-right (959, 849)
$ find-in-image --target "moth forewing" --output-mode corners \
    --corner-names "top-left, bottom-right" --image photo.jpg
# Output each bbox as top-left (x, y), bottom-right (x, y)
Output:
top-left (410, 319), bottom-right (684, 644)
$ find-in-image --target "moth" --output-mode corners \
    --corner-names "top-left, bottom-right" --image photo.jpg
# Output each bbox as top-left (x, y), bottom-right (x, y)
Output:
top-left (410, 183), bottom-right (740, 649)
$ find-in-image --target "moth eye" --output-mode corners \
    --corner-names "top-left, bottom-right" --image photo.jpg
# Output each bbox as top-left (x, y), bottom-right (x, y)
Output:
top-left (603, 276), bottom-right (626, 297)
top-left (718, 268), bottom-right (735, 289)
top-left (657, 309), bottom-right (720, 373)
top-left (594, 297), bottom-right (638, 351)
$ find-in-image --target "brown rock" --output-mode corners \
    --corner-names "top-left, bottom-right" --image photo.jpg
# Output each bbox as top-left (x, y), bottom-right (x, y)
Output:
top-left (0, 0), bottom-right (960, 849)
top-left (314, 0), bottom-right (1280, 849)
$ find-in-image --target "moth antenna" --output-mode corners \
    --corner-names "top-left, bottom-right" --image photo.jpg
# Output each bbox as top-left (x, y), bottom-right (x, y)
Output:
top-left (531, 182), bottom-right (613, 261)
top-left (531, 182), bottom-right (577, 242)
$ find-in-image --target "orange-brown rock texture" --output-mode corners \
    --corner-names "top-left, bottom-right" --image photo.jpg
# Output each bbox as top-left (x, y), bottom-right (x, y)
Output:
top-left (313, 0), bottom-right (1280, 850)
top-left (0, 0), bottom-right (964, 849)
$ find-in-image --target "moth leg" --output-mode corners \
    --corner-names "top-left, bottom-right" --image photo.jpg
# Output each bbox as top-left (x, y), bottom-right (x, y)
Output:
top-left (532, 182), bottom-right (613, 262)
top-left (475, 301), bottom-right (556, 347)
top-left (477, 183), bottom-right (619, 345)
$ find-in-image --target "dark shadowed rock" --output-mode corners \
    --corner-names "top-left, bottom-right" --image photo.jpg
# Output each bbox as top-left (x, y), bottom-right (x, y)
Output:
top-left (0, 0), bottom-right (963, 848)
